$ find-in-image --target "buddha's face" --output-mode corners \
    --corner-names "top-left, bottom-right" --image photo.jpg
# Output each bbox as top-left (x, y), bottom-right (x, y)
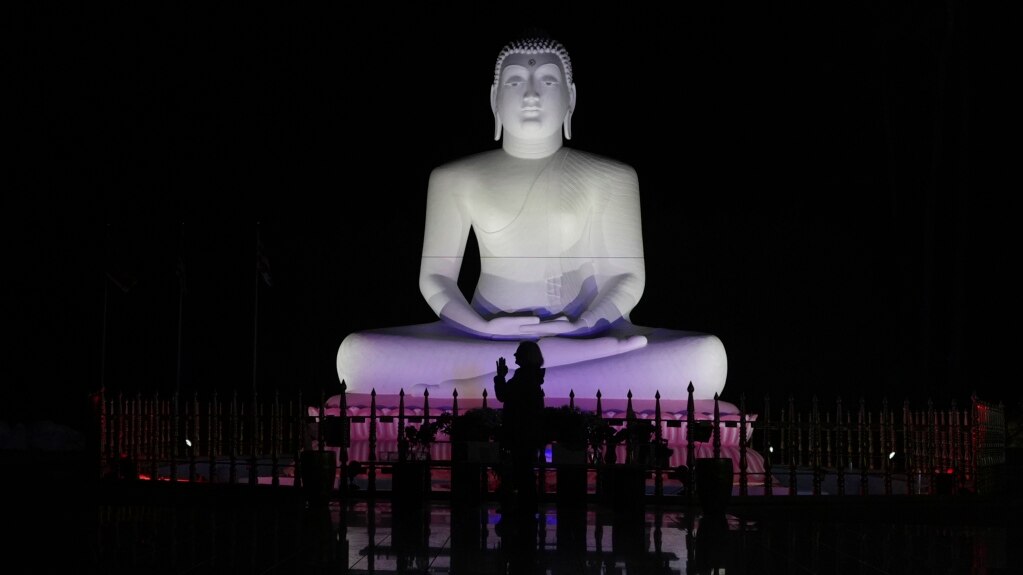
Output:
top-left (494, 52), bottom-right (574, 140)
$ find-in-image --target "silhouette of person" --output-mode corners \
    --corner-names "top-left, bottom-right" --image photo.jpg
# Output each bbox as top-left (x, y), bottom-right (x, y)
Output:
top-left (494, 340), bottom-right (546, 509)
top-left (336, 34), bottom-right (727, 403)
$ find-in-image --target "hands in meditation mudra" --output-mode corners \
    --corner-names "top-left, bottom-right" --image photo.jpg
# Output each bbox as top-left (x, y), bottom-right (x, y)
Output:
top-left (337, 36), bottom-right (727, 403)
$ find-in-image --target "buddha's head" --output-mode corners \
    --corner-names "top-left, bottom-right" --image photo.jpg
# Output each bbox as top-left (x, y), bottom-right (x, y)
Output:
top-left (491, 36), bottom-right (577, 142)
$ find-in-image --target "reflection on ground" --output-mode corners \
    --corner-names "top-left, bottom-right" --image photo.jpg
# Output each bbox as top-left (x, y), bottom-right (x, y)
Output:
top-left (44, 485), bottom-right (1015, 574)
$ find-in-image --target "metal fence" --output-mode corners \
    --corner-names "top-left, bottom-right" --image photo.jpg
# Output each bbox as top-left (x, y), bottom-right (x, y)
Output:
top-left (96, 384), bottom-right (1007, 499)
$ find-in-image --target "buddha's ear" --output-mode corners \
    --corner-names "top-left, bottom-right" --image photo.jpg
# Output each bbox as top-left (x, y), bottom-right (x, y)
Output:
top-left (564, 82), bottom-right (577, 140)
top-left (491, 83), bottom-right (502, 141)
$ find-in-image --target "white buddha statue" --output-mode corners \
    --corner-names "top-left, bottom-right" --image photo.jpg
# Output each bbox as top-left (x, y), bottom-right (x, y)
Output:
top-left (337, 36), bottom-right (727, 402)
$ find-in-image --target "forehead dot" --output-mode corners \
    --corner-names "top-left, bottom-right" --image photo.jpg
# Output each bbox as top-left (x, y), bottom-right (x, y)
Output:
top-left (528, 58), bottom-right (535, 66)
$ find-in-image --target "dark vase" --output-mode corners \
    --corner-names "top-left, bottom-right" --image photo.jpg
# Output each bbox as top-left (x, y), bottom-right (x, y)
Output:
top-left (694, 457), bottom-right (734, 515)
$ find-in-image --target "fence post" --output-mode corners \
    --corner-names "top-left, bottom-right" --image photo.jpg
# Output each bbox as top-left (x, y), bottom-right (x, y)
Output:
top-left (97, 387), bottom-right (108, 478)
top-left (788, 395), bottom-right (797, 497)
top-left (209, 391), bottom-right (218, 484)
top-left (156, 395), bottom-right (163, 480)
top-left (858, 397), bottom-right (868, 495)
top-left (926, 398), bottom-right (936, 482)
top-left (655, 391), bottom-right (663, 498)
top-left (825, 410), bottom-right (833, 470)
top-left (270, 390), bottom-right (280, 487)
top-left (249, 389), bottom-right (261, 487)
top-left (947, 401), bottom-right (956, 490)
top-left (294, 390), bottom-right (303, 489)
top-left (901, 399), bottom-right (911, 495)
top-left (764, 394), bottom-right (773, 496)
top-left (116, 392), bottom-right (125, 475)
top-left (189, 392), bottom-right (198, 483)
top-left (398, 389), bottom-right (406, 463)
top-left (811, 396), bottom-right (821, 496)
top-left (967, 394), bottom-right (977, 492)
top-left (338, 381), bottom-right (349, 472)
top-left (134, 393), bottom-right (146, 481)
top-left (685, 383), bottom-right (695, 509)
top-left (739, 393), bottom-right (748, 497)
top-left (836, 397), bottom-right (845, 496)
top-left (883, 398), bottom-right (892, 495)
top-left (368, 389), bottom-right (377, 493)
top-left (712, 393), bottom-right (721, 460)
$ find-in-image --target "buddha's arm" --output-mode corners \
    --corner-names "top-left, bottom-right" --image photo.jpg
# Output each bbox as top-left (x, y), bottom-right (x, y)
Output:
top-left (531, 164), bottom-right (646, 336)
top-left (580, 165), bottom-right (646, 327)
top-left (419, 167), bottom-right (540, 338)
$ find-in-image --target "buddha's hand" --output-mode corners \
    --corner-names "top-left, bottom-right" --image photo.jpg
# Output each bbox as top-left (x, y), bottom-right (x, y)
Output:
top-left (481, 315), bottom-right (542, 338)
top-left (521, 315), bottom-right (589, 337)
top-left (496, 357), bottom-right (508, 378)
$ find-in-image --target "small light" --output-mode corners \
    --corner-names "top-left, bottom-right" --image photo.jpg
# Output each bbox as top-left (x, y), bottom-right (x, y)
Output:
top-left (185, 439), bottom-right (192, 447)
top-left (888, 451), bottom-right (896, 460)
top-left (768, 446), bottom-right (774, 453)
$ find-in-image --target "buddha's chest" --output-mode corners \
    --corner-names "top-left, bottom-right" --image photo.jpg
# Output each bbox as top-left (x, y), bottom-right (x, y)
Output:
top-left (469, 173), bottom-right (593, 245)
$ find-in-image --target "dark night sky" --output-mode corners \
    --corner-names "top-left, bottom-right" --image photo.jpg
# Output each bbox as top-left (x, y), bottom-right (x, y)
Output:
top-left (7, 3), bottom-right (1018, 429)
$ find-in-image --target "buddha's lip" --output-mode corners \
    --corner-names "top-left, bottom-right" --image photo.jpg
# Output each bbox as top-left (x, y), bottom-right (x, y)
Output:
top-left (521, 107), bottom-right (541, 111)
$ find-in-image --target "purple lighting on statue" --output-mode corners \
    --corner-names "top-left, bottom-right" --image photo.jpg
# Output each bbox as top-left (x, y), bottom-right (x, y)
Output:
top-left (335, 35), bottom-right (727, 402)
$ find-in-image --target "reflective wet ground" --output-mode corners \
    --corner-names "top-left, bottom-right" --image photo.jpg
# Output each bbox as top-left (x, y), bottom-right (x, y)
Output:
top-left (12, 478), bottom-right (1020, 574)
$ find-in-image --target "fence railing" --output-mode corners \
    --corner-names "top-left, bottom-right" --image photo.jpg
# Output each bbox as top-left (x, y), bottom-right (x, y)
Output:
top-left (99, 389), bottom-right (311, 487)
top-left (96, 384), bottom-right (1007, 499)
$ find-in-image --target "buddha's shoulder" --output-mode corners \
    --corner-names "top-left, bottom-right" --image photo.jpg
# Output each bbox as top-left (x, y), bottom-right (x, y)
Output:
top-left (562, 149), bottom-right (637, 180)
top-left (430, 150), bottom-right (506, 177)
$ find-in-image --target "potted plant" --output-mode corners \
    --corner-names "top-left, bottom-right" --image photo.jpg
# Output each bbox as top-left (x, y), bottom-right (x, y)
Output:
top-left (445, 408), bottom-right (501, 505)
top-left (616, 418), bottom-right (656, 465)
top-left (401, 413), bottom-right (451, 462)
top-left (393, 413), bottom-right (451, 507)
top-left (598, 417), bottom-right (658, 515)
top-left (542, 406), bottom-right (594, 506)
top-left (543, 406), bottom-right (590, 463)
top-left (588, 418), bottom-right (619, 465)
top-left (446, 407), bottom-right (501, 462)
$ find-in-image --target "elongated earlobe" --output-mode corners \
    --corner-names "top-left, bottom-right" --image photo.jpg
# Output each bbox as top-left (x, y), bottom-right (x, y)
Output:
top-left (491, 84), bottom-right (502, 141)
top-left (564, 83), bottom-right (577, 140)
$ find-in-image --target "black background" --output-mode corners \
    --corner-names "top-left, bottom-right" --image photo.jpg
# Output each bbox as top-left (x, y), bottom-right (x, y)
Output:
top-left (7, 3), bottom-right (1018, 430)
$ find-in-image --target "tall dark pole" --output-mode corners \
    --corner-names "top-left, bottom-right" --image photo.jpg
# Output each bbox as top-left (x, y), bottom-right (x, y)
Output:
top-left (100, 225), bottom-right (110, 394)
top-left (169, 223), bottom-right (187, 480)
top-left (252, 222), bottom-right (261, 401)
top-left (175, 222), bottom-right (186, 399)
top-left (251, 223), bottom-right (263, 485)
